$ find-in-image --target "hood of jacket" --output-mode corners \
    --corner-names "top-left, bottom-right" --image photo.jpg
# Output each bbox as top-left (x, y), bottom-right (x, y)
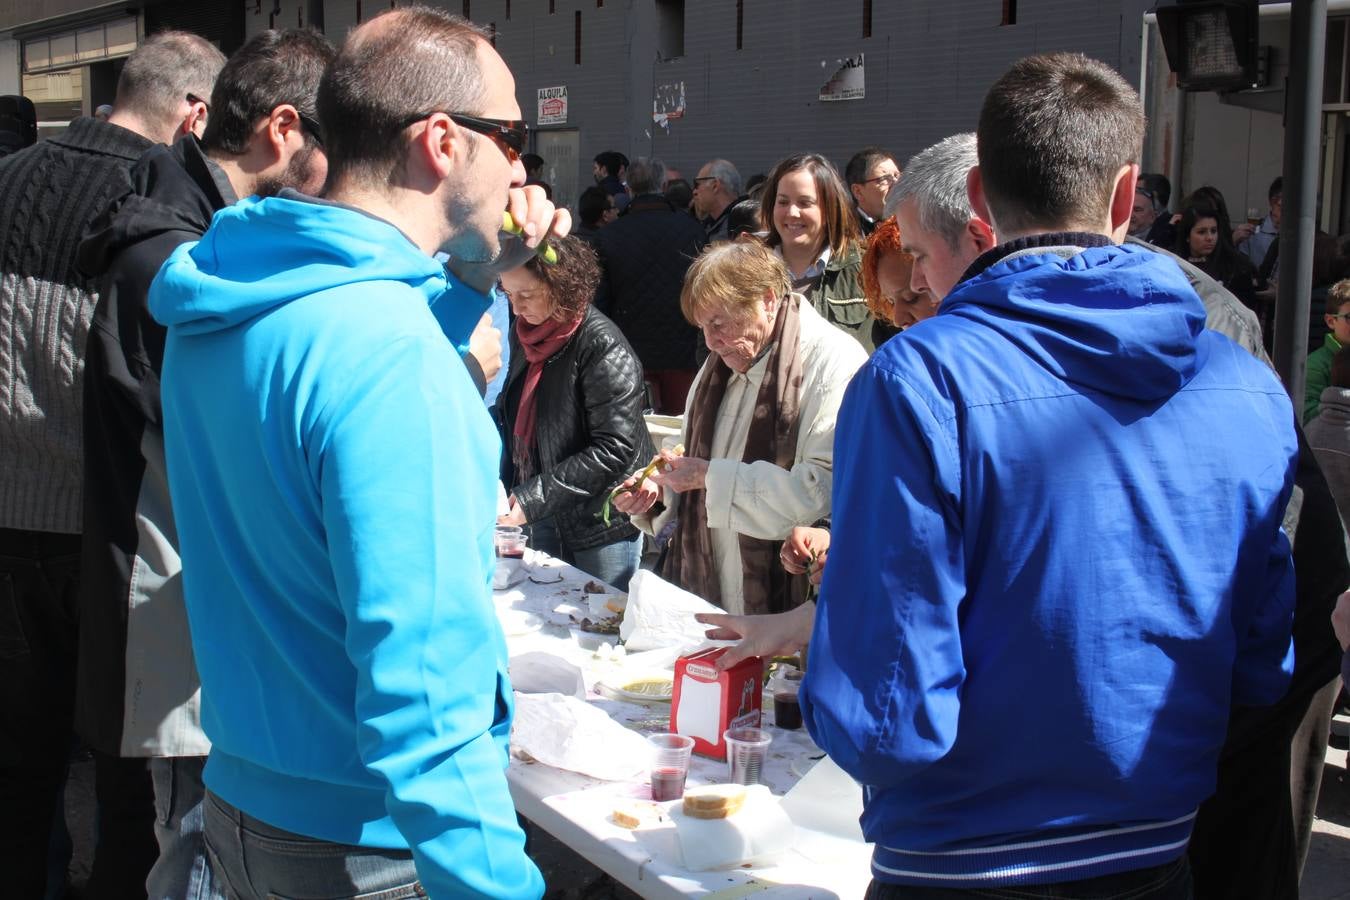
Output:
top-left (79, 136), bottom-right (233, 280)
top-left (941, 237), bottom-right (1208, 402)
top-left (149, 191), bottom-right (450, 336)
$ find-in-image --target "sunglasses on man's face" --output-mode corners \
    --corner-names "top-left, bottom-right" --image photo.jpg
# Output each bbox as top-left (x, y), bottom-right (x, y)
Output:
top-left (400, 111), bottom-right (529, 163)
top-left (297, 112), bottom-right (325, 149)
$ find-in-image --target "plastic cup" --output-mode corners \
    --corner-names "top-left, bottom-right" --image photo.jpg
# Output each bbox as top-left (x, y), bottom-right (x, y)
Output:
top-left (724, 726), bottom-right (772, 785)
top-left (648, 733), bottom-right (694, 801)
top-left (493, 526), bottom-right (527, 589)
top-left (772, 681), bottom-right (802, 730)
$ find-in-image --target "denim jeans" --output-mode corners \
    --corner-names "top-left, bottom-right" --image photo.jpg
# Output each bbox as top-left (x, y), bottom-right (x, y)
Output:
top-left (148, 756), bottom-right (215, 900)
top-left (0, 527), bottom-right (82, 899)
top-left (204, 791), bottom-right (425, 899)
top-left (864, 856), bottom-right (1192, 900)
top-left (527, 518), bottom-right (642, 591)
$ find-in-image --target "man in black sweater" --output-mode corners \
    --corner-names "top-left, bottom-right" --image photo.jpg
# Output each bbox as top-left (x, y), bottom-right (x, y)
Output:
top-left (0, 30), bottom-right (225, 898)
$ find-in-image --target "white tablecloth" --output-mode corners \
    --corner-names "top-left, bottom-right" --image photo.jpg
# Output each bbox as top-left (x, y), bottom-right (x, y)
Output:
top-left (497, 555), bottom-right (873, 899)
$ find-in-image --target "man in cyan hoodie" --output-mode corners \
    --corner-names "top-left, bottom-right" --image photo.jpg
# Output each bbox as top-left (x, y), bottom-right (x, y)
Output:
top-left (801, 53), bottom-right (1297, 896)
top-left (147, 8), bottom-right (560, 899)
top-left (77, 29), bottom-right (335, 899)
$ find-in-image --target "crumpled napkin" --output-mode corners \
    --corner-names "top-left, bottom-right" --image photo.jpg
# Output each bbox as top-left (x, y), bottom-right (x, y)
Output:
top-left (620, 570), bottom-right (723, 652)
top-left (509, 652), bottom-right (586, 699)
top-left (511, 692), bottom-right (650, 781)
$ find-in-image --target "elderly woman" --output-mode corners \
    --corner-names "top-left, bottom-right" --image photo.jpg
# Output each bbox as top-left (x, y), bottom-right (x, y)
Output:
top-left (614, 241), bottom-right (867, 614)
top-left (496, 236), bottom-right (653, 590)
top-left (861, 216), bottom-right (938, 344)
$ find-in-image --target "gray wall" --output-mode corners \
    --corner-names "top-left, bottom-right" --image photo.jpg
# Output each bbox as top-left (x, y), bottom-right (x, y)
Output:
top-left (0, 0), bottom-right (1169, 203)
top-left (488, 0), bottom-right (1158, 189)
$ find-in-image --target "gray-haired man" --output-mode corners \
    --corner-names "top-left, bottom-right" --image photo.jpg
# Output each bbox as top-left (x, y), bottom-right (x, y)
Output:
top-left (884, 132), bottom-right (996, 302)
top-left (694, 158), bottom-right (746, 242)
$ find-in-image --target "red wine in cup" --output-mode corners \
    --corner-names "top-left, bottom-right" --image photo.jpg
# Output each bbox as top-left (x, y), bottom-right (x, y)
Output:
top-left (650, 767), bottom-right (687, 801)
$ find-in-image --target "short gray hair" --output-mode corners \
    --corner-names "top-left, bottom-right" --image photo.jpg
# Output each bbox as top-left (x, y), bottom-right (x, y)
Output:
top-left (115, 31), bottom-right (226, 138)
top-left (704, 158), bottom-right (742, 196)
top-left (627, 156), bottom-right (666, 195)
top-left (886, 132), bottom-right (978, 248)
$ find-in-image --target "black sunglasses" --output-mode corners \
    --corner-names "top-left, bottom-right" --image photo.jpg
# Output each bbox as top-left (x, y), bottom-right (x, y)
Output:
top-left (297, 111), bottom-right (325, 149)
top-left (400, 111), bottom-right (528, 163)
top-left (186, 93), bottom-right (211, 114)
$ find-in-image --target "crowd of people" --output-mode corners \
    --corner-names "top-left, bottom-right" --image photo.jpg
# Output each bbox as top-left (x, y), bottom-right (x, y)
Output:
top-left (1, 5), bottom-right (1349, 900)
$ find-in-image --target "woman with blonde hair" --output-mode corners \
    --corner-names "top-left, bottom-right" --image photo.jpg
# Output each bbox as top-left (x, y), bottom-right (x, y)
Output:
top-left (614, 241), bottom-right (866, 614)
top-left (760, 153), bottom-right (874, 349)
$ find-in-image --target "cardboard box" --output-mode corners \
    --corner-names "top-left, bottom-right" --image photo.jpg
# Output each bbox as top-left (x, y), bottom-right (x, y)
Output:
top-left (670, 647), bottom-right (762, 760)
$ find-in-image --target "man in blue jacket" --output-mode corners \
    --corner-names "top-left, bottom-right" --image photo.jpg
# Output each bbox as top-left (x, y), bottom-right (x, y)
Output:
top-left (800, 52), bottom-right (1297, 897)
top-left (147, 8), bottom-right (562, 898)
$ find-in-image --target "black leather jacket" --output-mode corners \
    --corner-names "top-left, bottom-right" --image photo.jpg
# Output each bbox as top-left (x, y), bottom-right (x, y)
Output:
top-left (497, 305), bottom-right (655, 552)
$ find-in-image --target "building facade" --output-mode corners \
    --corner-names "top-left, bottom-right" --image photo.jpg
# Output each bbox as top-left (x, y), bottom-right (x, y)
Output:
top-left (0, 0), bottom-right (1328, 230)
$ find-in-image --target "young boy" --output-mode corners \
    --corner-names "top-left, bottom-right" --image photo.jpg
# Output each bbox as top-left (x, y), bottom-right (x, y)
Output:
top-left (1306, 279), bottom-right (1350, 422)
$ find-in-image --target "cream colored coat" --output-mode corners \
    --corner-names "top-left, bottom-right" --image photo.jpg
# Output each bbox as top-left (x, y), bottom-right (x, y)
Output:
top-left (637, 299), bottom-right (868, 614)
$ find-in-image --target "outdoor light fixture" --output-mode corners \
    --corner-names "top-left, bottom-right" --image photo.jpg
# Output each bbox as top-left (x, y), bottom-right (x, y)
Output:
top-left (1154, 0), bottom-right (1260, 91)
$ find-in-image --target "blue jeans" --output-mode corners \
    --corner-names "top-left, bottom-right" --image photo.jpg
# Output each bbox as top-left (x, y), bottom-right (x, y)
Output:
top-left (864, 856), bottom-right (1192, 899)
top-left (148, 756), bottom-right (215, 900)
top-left (527, 519), bottom-right (641, 591)
top-left (203, 791), bottom-right (425, 899)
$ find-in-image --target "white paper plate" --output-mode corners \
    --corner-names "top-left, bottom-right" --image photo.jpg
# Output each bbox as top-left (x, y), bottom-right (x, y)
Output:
top-left (599, 671), bottom-right (674, 704)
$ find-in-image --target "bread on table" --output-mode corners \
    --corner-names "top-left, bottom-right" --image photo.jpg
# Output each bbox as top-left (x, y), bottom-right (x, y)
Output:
top-left (682, 784), bottom-right (747, 820)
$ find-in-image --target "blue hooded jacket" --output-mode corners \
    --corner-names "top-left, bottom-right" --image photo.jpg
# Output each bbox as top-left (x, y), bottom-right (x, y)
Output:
top-left (800, 239), bottom-right (1296, 887)
top-left (148, 194), bottom-right (543, 899)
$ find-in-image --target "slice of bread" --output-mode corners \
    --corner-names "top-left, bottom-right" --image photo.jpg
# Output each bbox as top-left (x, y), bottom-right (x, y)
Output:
top-left (611, 800), bottom-right (663, 829)
top-left (682, 784), bottom-right (747, 820)
top-left (612, 807), bottom-right (642, 829)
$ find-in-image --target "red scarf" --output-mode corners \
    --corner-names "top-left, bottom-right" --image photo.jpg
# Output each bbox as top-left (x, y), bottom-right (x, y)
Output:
top-left (512, 313), bottom-right (584, 478)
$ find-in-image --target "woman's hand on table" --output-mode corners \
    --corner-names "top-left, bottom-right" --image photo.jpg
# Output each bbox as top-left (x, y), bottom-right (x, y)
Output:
top-left (781, 526), bottom-right (830, 585)
top-left (497, 497), bottom-right (528, 527)
top-left (649, 455), bottom-right (709, 494)
top-left (696, 602), bottom-right (818, 670)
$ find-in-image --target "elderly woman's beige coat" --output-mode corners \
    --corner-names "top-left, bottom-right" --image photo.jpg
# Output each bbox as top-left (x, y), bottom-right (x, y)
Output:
top-left (636, 297), bottom-right (868, 614)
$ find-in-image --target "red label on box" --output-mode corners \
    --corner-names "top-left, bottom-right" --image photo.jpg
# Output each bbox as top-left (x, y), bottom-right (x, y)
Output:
top-left (670, 648), bottom-right (762, 760)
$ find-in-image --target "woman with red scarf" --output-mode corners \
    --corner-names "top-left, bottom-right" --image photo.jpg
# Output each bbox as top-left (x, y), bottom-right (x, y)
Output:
top-left (495, 235), bottom-right (653, 589)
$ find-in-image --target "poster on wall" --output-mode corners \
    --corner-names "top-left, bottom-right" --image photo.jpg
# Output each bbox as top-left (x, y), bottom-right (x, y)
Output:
top-left (819, 53), bottom-right (865, 101)
top-left (653, 81), bottom-right (686, 130)
top-left (537, 86), bottom-right (568, 125)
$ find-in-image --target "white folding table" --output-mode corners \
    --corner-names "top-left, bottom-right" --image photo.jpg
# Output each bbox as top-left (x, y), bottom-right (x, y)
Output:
top-left (495, 555), bottom-right (873, 899)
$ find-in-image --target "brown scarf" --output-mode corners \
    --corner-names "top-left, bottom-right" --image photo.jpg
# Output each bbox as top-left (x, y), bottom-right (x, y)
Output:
top-left (660, 294), bottom-right (809, 615)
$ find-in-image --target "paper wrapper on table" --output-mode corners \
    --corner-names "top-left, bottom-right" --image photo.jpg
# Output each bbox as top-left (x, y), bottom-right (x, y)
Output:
top-left (509, 652), bottom-right (586, 699)
top-left (620, 570), bottom-right (723, 652)
top-left (670, 647), bottom-right (762, 760)
top-left (671, 785), bottom-right (796, 871)
top-left (779, 756), bottom-right (870, 865)
top-left (512, 692), bottom-right (650, 781)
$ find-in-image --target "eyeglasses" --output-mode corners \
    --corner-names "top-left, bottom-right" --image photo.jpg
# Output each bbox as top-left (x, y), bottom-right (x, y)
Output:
top-left (186, 93), bottom-right (211, 114)
top-left (1329, 313), bottom-right (1350, 321)
top-left (860, 172), bottom-right (899, 189)
top-left (693, 176), bottom-right (719, 187)
top-left (297, 111), bottom-right (325, 149)
top-left (401, 111), bottom-right (528, 163)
